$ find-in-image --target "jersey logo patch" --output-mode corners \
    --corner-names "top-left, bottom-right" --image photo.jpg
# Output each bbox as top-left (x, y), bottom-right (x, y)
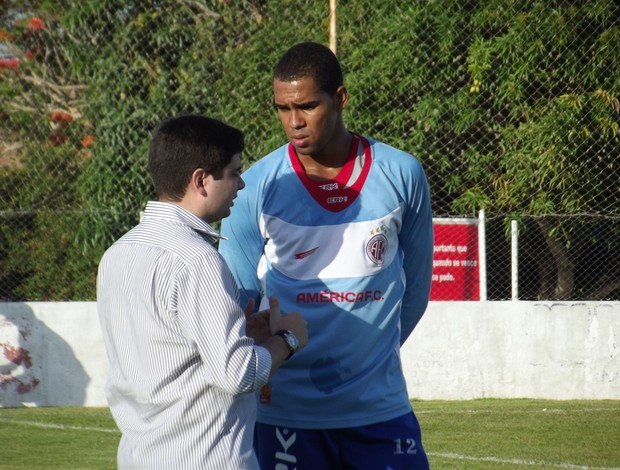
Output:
top-left (366, 234), bottom-right (387, 265)
top-left (294, 246), bottom-right (320, 259)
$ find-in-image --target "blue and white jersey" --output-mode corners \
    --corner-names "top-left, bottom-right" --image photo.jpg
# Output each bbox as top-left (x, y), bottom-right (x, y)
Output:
top-left (219, 134), bottom-right (433, 429)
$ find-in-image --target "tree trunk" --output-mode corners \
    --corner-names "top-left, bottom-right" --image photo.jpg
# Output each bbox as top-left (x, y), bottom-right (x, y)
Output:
top-left (536, 217), bottom-right (574, 300)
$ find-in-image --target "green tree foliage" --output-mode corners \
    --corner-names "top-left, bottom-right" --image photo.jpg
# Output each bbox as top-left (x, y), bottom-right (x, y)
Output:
top-left (1, 0), bottom-right (618, 300)
top-left (340, 1), bottom-right (619, 215)
top-left (338, 0), bottom-right (619, 299)
top-left (0, 1), bottom-right (96, 299)
top-left (62, 0), bottom-right (328, 260)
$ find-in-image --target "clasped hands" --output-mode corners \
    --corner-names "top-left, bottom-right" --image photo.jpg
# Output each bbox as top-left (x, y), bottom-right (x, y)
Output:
top-left (244, 296), bottom-right (308, 350)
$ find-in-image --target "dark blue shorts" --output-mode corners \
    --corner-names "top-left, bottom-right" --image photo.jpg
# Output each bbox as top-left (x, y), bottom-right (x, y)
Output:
top-left (254, 411), bottom-right (429, 469)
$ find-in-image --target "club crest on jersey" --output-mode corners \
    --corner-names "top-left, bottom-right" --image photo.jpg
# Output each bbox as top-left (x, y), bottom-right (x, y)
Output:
top-left (366, 233), bottom-right (387, 265)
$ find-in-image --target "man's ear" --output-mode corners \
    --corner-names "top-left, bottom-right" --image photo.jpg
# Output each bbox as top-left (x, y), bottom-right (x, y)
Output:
top-left (335, 85), bottom-right (348, 111)
top-left (191, 168), bottom-right (209, 196)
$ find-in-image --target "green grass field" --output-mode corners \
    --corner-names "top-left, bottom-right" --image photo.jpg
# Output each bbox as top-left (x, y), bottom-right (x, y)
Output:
top-left (1, 399), bottom-right (619, 469)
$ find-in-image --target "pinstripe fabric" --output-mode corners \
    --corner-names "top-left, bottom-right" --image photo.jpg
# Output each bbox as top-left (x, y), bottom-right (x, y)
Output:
top-left (97, 201), bottom-right (270, 470)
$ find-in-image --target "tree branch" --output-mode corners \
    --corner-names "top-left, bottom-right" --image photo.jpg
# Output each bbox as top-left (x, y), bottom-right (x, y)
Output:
top-left (175, 0), bottom-right (220, 18)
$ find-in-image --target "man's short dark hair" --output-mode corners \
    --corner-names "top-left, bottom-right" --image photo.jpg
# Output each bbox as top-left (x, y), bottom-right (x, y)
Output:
top-left (273, 42), bottom-right (343, 94)
top-left (148, 114), bottom-right (244, 200)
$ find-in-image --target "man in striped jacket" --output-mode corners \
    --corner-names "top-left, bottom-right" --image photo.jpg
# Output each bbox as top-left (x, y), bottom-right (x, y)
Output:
top-left (97, 114), bottom-right (308, 470)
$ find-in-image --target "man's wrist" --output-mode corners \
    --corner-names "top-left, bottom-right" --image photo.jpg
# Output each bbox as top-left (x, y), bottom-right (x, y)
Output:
top-left (274, 329), bottom-right (299, 359)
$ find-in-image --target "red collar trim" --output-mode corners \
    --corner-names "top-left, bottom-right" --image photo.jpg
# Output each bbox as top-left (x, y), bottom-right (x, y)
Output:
top-left (288, 134), bottom-right (372, 212)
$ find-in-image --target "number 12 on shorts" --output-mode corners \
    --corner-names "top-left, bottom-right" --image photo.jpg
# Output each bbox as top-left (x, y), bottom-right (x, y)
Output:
top-left (393, 438), bottom-right (418, 455)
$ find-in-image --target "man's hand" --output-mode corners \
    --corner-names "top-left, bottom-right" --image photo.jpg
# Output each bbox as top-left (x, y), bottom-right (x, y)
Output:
top-left (245, 296), bottom-right (308, 354)
top-left (244, 298), bottom-right (271, 344)
top-left (268, 296), bottom-right (308, 352)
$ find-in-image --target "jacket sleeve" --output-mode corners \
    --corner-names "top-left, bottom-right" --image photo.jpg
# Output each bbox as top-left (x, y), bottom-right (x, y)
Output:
top-left (177, 254), bottom-right (271, 394)
top-left (399, 158), bottom-right (434, 345)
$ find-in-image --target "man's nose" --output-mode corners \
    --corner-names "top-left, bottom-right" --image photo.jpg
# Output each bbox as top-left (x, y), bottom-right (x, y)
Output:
top-left (290, 109), bottom-right (304, 129)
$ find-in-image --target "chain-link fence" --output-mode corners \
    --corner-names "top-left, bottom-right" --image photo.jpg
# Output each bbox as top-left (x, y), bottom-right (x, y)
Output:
top-left (1, 0), bottom-right (619, 301)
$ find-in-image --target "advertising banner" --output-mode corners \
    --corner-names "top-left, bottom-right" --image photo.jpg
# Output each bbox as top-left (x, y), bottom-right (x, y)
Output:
top-left (431, 215), bottom-right (485, 300)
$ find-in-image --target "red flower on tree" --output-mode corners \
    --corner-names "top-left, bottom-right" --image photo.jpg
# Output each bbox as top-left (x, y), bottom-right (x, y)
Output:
top-left (50, 111), bottom-right (73, 126)
top-left (49, 111), bottom-right (73, 145)
top-left (0, 57), bottom-right (20, 70)
top-left (81, 135), bottom-right (95, 148)
top-left (26, 17), bottom-right (45, 31)
top-left (49, 129), bottom-right (68, 146)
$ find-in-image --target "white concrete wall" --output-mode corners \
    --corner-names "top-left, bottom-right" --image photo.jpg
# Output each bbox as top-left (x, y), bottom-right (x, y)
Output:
top-left (0, 302), bottom-right (107, 407)
top-left (1, 301), bottom-right (618, 407)
top-left (402, 301), bottom-right (620, 400)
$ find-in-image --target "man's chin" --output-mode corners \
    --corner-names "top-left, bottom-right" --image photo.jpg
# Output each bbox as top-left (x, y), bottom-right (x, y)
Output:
top-left (292, 143), bottom-right (312, 155)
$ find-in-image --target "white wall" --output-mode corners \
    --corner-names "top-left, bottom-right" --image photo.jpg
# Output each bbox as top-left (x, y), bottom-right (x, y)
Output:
top-left (402, 301), bottom-right (620, 400)
top-left (0, 302), bottom-right (107, 407)
top-left (1, 301), bottom-right (618, 407)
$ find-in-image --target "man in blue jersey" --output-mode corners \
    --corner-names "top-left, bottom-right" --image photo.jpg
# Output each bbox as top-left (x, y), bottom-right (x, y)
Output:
top-left (219, 43), bottom-right (434, 469)
top-left (97, 114), bottom-right (308, 470)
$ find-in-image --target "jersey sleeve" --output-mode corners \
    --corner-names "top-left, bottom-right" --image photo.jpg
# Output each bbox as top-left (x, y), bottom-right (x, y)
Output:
top-left (399, 158), bottom-right (434, 344)
top-left (219, 168), bottom-right (264, 311)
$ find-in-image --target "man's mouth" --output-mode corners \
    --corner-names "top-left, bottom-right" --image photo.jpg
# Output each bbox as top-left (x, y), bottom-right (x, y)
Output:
top-left (291, 135), bottom-right (309, 147)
